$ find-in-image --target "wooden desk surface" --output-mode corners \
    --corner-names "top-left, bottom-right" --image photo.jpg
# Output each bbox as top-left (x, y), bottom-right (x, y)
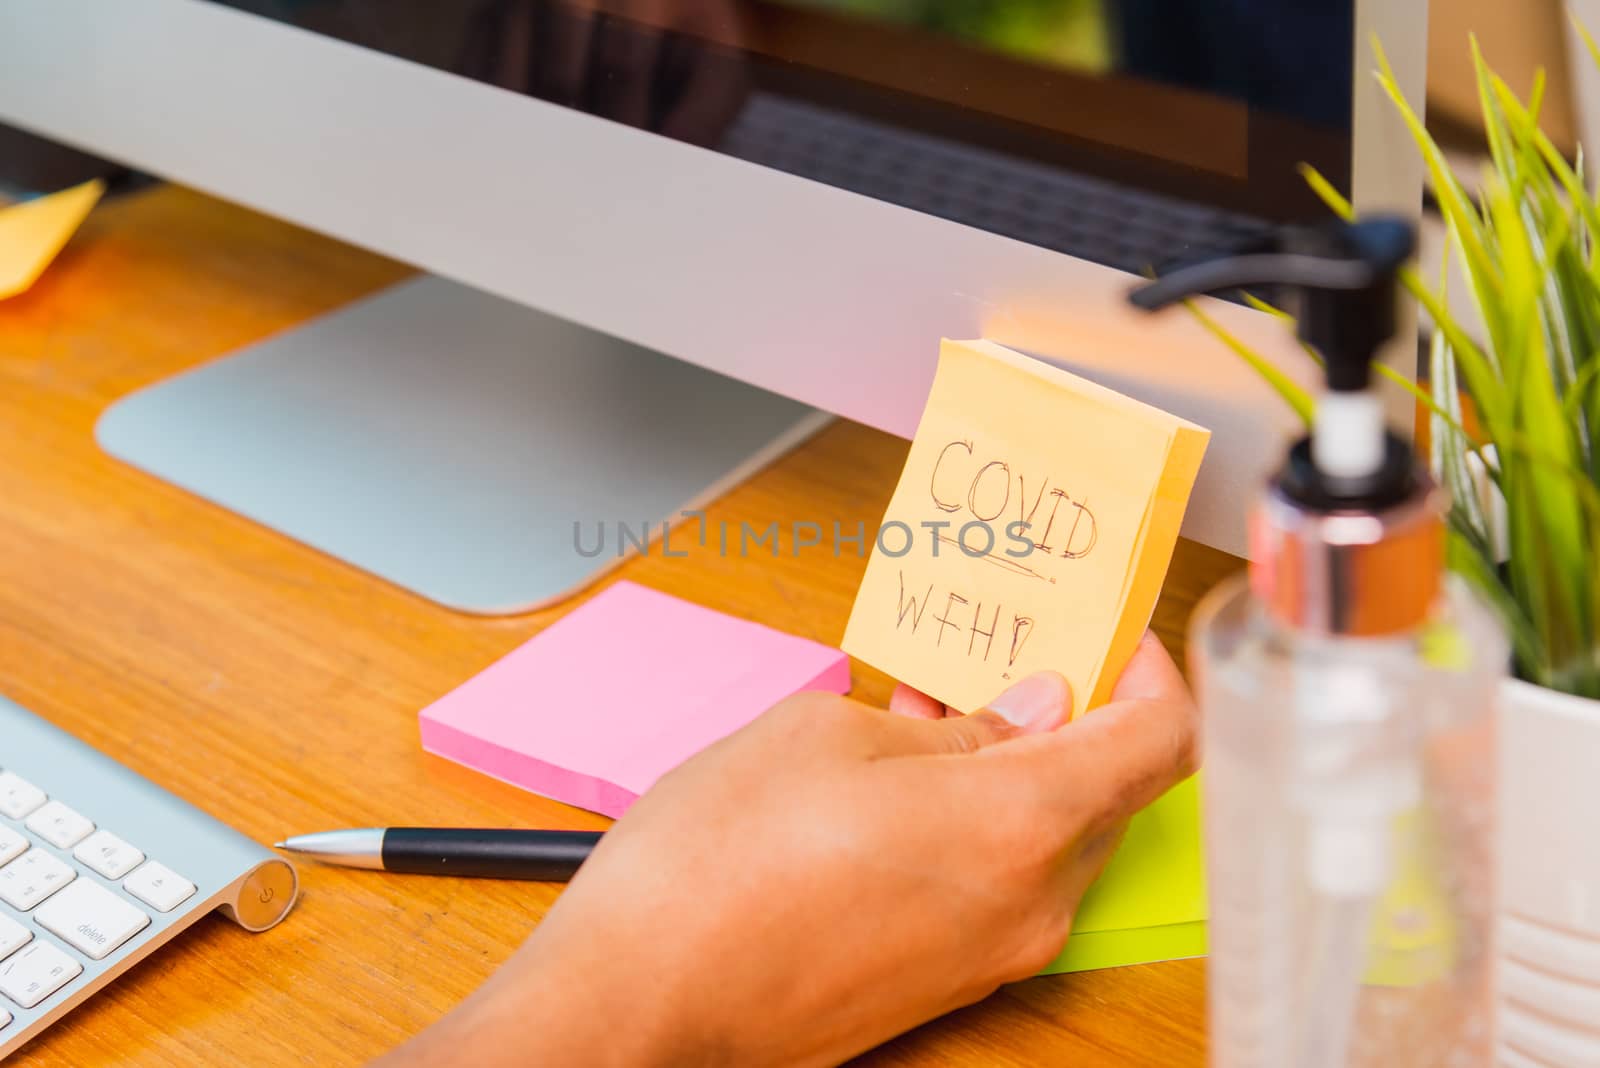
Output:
top-left (0, 186), bottom-right (1238, 1066)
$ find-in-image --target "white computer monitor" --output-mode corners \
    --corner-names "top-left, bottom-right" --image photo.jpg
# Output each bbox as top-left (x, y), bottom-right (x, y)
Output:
top-left (0, 0), bottom-right (1426, 611)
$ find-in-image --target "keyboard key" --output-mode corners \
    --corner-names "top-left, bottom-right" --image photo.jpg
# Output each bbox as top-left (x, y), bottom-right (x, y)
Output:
top-left (0, 1006), bottom-right (9, 1030)
top-left (123, 861), bottom-right (195, 913)
top-left (0, 914), bottom-right (30, 960)
top-left (34, 879), bottom-right (149, 961)
top-left (0, 773), bottom-right (45, 820)
top-left (0, 850), bottom-right (75, 911)
top-left (0, 825), bottom-right (26, 866)
top-left (0, 941), bottom-right (81, 1009)
top-left (25, 800), bottom-right (94, 849)
top-left (73, 829), bottom-right (145, 880)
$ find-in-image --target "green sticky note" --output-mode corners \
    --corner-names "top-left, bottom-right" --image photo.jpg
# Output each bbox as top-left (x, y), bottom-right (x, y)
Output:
top-left (1041, 775), bottom-right (1208, 974)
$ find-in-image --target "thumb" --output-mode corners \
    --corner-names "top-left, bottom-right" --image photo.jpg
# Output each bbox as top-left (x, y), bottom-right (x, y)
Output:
top-left (985, 671), bottom-right (1074, 733)
top-left (980, 633), bottom-right (1196, 826)
top-left (880, 672), bottom-right (1073, 755)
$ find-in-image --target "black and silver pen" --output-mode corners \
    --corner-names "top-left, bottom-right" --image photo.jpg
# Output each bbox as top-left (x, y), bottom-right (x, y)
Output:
top-left (276, 827), bottom-right (603, 881)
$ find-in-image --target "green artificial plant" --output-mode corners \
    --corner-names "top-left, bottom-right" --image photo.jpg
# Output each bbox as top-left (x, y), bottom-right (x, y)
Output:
top-left (1200, 35), bottom-right (1600, 698)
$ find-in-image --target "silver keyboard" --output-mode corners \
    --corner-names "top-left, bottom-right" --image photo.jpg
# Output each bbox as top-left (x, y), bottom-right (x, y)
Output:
top-left (0, 695), bottom-right (297, 1060)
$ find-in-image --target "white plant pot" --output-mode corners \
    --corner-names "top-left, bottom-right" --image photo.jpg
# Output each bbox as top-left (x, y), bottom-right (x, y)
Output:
top-left (1497, 676), bottom-right (1600, 1066)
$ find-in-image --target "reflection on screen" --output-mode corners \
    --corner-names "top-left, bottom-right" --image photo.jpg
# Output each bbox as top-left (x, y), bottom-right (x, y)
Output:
top-left (775, 0), bottom-right (1113, 75)
top-left (208, 0), bottom-right (1353, 275)
top-left (768, 0), bottom-right (1349, 128)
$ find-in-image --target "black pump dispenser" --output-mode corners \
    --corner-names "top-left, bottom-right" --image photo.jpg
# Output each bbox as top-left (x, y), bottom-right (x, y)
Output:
top-left (1129, 216), bottom-right (1418, 511)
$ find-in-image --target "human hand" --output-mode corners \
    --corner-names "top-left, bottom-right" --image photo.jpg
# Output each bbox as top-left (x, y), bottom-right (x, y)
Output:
top-left (381, 631), bottom-right (1195, 1067)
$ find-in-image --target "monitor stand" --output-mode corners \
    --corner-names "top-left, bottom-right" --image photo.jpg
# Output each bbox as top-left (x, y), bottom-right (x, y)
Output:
top-left (96, 276), bottom-right (828, 614)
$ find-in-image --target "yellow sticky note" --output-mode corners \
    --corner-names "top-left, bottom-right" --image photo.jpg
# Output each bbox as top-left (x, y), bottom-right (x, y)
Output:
top-left (843, 338), bottom-right (1209, 715)
top-left (844, 338), bottom-right (1212, 974)
top-left (0, 178), bottom-right (104, 300)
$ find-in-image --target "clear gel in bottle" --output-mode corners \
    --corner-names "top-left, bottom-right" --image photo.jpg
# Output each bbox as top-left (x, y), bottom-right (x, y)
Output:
top-left (1133, 218), bottom-right (1508, 1067)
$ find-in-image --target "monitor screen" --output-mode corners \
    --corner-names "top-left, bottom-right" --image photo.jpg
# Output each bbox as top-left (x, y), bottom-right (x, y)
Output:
top-left (205, 0), bottom-right (1353, 276)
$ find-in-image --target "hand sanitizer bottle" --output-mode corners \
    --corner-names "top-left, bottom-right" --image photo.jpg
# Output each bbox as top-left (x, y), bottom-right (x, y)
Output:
top-left (1131, 219), bottom-right (1508, 1067)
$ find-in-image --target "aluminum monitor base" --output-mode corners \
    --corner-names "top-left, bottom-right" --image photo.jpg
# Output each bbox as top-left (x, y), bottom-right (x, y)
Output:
top-left (97, 276), bottom-right (826, 614)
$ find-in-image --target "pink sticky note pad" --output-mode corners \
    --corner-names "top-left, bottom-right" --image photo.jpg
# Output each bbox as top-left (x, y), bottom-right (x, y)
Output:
top-left (419, 581), bottom-right (852, 817)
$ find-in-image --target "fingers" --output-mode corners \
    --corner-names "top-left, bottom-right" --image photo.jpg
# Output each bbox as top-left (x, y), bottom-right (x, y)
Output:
top-left (1052, 689), bottom-right (1197, 820)
top-left (986, 672), bottom-right (1073, 731)
top-left (978, 634), bottom-right (1197, 828)
top-left (1111, 630), bottom-right (1188, 705)
top-left (874, 672), bottom-right (1073, 757)
top-left (889, 672), bottom-right (1072, 727)
top-left (872, 708), bottom-right (1021, 757)
top-left (888, 684), bottom-right (945, 720)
